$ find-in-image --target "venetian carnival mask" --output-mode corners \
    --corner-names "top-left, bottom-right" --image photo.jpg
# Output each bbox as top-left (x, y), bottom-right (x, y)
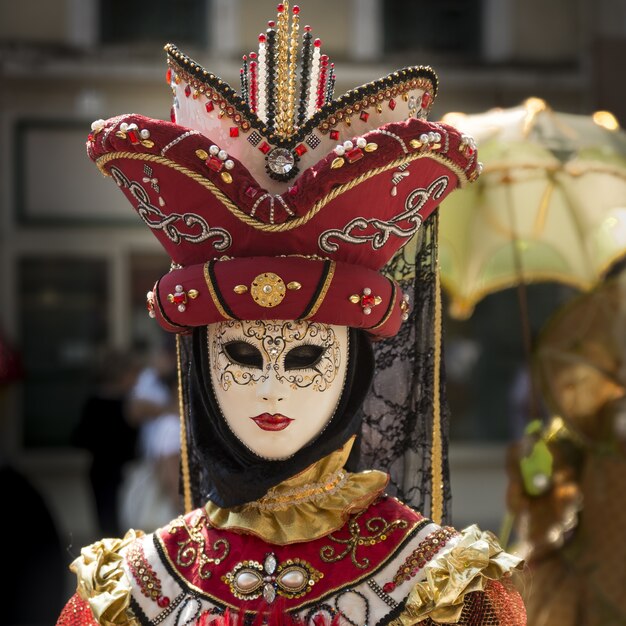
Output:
top-left (208, 319), bottom-right (348, 460)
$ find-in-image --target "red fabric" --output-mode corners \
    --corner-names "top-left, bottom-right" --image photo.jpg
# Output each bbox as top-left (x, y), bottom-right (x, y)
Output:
top-left (86, 115), bottom-right (475, 271)
top-left (152, 256), bottom-right (404, 337)
top-left (156, 496), bottom-right (424, 613)
top-left (56, 594), bottom-right (98, 626)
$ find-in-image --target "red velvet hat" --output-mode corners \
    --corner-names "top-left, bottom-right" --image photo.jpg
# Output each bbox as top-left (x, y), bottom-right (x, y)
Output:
top-left (87, 3), bottom-right (480, 338)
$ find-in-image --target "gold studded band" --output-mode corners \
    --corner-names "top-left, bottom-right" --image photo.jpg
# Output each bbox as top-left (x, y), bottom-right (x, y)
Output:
top-left (204, 260), bottom-right (236, 320)
top-left (301, 259), bottom-right (336, 319)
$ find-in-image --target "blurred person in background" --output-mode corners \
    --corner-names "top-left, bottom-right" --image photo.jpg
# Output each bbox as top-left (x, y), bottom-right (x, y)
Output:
top-left (2, 328), bottom-right (65, 623)
top-left (72, 347), bottom-right (142, 537)
top-left (118, 335), bottom-right (182, 532)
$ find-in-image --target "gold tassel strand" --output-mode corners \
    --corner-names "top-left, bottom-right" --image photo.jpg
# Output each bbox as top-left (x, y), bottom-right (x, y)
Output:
top-left (176, 334), bottom-right (193, 513)
top-left (431, 245), bottom-right (444, 524)
top-left (285, 5), bottom-right (300, 136)
top-left (275, 1), bottom-right (290, 137)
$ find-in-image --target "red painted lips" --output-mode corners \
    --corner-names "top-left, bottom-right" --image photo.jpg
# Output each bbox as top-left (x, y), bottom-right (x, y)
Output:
top-left (250, 413), bottom-right (294, 431)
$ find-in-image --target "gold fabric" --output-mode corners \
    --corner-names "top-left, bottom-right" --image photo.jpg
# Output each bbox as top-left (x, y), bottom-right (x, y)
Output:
top-left (205, 437), bottom-right (389, 545)
top-left (70, 529), bottom-right (143, 626)
top-left (396, 525), bottom-right (524, 625)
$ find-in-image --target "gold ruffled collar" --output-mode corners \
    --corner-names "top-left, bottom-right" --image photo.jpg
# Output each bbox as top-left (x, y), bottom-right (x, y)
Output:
top-left (205, 437), bottom-right (388, 545)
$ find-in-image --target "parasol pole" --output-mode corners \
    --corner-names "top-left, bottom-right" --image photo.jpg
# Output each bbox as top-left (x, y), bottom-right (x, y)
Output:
top-left (504, 174), bottom-right (541, 421)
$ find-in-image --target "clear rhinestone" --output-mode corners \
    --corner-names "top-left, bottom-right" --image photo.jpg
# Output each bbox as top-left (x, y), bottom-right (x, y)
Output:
top-left (263, 583), bottom-right (276, 603)
top-left (267, 148), bottom-right (295, 175)
top-left (264, 553), bottom-right (277, 574)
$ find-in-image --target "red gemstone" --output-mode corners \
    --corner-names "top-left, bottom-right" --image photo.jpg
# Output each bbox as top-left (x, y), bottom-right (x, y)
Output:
top-left (277, 3), bottom-right (284, 12)
top-left (389, 99), bottom-right (397, 110)
top-left (87, 133), bottom-right (94, 142)
top-left (421, 92), bottom-right (431, 109)
top-left (250, 52), bottom-right (257, 59)
top-left (166, 68), bottom-right (172, 84)
top-left (206, 156), bottom-right (224, 172)
top-left (172, 292), bottom-right (186, 305)
top-left (157, 596), bottom-right (170, 608)
top-left (184, 84), bottom-right (191, 97)
top-left (314, 38), bottom-right (322, 47)
top-left (258, 141), bottom-right (271, 154)
top-left (304, 24), bottom-right (311, 31)
top-left (127, 129), bottom-right (140, 144)
top-left (346, 147), bottom-right (364, 163)
top-left (170, 107), bottom-right (176, 122)
top-left (321, 54), bottom-right (329, 65)
top-left (361, 293), bottom-right (376, 308)
top-left (294, 143), bottom-right (307, 156)
top-left (359, 111), bottom-right (370, 122)
top-left (330, 130), bottom-right (340, 140)
top-left (268, 20), bottom-right (276, 27)
top-left (205, 101), bottom-right (215, 113)
top-left (242, 54), bottom-right (248, 61)
top-left (258, 33), bottom-right (266, 43)
top-left (230, 127), bottom-right (239, 138)
top-left (293, 5), bottom-right (300, 14)
top-left (245, 186), bottom-right (258, 198)
top-left (382, 582), bottom-right (396, 594)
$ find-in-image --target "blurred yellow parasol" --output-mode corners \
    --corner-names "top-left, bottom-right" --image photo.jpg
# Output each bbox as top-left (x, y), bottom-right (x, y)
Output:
top-left (438, 97), bottom-right (626, 320)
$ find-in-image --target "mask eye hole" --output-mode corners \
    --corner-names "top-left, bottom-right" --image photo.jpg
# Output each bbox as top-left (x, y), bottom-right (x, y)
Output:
top-left (284, 344), bottom-right (325, 370)
top-left (223, 341), bottom-right (263, 369)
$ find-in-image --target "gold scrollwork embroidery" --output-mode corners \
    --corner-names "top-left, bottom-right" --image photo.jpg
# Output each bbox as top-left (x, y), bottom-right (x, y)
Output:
top-left (320, 513), bottom-right (408, 569)
top-left (173, 511), bottom-right (230, 580)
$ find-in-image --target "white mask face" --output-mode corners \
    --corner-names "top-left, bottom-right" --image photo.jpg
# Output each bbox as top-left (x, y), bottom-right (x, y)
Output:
top-left (208, 320), bottom-right (349, 460)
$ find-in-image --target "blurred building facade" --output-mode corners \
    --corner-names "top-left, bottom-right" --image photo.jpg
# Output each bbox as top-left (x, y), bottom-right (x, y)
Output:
top-left (1, 0), bottom-right (625, 586)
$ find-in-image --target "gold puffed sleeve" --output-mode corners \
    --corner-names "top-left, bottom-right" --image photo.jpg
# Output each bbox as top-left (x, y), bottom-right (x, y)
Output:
top-left (70, 529), bottom-right (144, 626)
top-left (394, 525), bottom-right (525, 625)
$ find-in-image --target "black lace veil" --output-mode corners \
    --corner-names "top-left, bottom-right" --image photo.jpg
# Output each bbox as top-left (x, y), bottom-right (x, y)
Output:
top-left (356, 214), bottom-right (452, 524)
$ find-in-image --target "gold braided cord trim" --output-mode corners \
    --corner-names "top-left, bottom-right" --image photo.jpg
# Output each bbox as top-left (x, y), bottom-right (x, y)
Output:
top-left (176, 335), bottom-right (193, 513)
top-left (431, 261), bottom-right (443, 525)
top-left (203, 262), bottom-right (234, 320)
top-left (303, 260), bottom-right (336, 319)
top-left (368, 279), bottom-right (398, 332)
top-left (95, 150), bottom-right (470, 233)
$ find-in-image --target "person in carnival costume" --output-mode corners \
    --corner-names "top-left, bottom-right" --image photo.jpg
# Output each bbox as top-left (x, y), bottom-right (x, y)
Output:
top-left (57, 4), bottom-right (526, 625)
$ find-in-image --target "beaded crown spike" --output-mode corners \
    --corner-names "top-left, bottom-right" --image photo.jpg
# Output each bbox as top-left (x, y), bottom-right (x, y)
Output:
top-left (165, 2), bottom-right (440, 188)
top-left (239, 3), bottom-right (335, 137)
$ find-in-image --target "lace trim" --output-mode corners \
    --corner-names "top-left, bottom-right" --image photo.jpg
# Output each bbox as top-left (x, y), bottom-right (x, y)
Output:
top-left (254, 469), bottom-right (347, 511)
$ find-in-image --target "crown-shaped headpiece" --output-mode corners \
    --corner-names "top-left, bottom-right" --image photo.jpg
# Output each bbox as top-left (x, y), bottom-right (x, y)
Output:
top-left (87, 3), bottom-right (480, 338)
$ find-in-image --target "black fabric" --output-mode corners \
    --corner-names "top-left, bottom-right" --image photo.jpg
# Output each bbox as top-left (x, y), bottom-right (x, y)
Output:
top-left (182, 326), bottom-right (374, 508)
top-left (357, 215), bottom-right (452, 523)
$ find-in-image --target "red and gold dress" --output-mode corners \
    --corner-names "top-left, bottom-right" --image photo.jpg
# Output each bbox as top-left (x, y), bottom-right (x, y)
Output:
top-left (58, 443), bottom-right (525, 626)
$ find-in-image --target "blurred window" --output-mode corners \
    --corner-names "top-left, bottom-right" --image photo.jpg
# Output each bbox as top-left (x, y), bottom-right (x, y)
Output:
top-left (383, 0), bottom-right (482, 61)
top-left (19, 257), bottom-right (108, 447)
top-left (100, 0), bottom-right (208, 47)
